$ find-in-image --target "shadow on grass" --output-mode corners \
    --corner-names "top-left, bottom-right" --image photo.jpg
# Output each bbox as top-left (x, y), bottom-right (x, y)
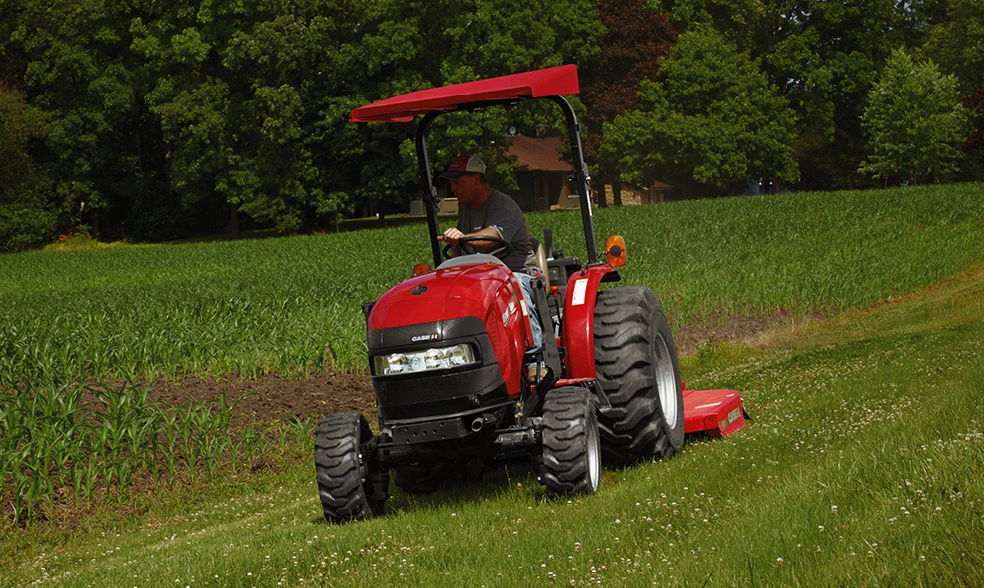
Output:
top-left (388, 461), bottom-right (541, 510)
top-left (310, 460), bottom-right (542, 525)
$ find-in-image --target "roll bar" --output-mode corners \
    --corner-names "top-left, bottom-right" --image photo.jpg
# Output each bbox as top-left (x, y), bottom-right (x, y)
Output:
top-left (351, 65), bottom-right (600, 267)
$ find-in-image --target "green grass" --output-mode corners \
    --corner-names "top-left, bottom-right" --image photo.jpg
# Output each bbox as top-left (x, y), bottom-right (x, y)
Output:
top-left (2, 183), bottom-right (983, 585)
top-left (584, 182), bottom-right (984, 321)
top-left (3, 259), bottom-right (983, 586)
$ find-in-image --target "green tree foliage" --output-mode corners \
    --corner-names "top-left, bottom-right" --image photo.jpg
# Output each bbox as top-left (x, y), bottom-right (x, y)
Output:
top-left (0, 86), bottom-right (41, 193)
top-left (920, 0), bottom-right (984, 179)
top-left (5, 0), bottom-right (175, 240)
top-left (128, 0), bottom-right (603, 233)
top-left (656, 0), bottom-right (765, 49)
top-left (1, 0), bottom-right (982, 247)
top-left (0, 86), bottom-right (57, 252)
top-left (601, 27), bottom-right (799, 197)
top-left (580, 0), bottom-right (676, 206)
top-left (131, 1), bottom-right (350, 235)
top-left (920, 0), bottom-right (984, 97)
top-left (859, 49), bottom-right (968, 186)
top-left (659, 0), bottom-right (919, 190)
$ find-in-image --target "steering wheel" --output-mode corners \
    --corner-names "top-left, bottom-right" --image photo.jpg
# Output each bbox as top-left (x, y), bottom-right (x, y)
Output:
top-left (443, 235), bottom-right (513, 261)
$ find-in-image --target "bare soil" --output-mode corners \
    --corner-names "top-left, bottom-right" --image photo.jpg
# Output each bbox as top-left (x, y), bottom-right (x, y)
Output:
top-left (149, 370), bottom-right (377, 426)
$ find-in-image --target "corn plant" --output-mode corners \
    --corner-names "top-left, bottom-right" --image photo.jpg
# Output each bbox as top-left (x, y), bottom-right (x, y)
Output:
top-left (0, 376), bottom-right (272, 524)
top-left (234, 423), bottom-right (268, 469)
top-left (153, 405), bottom-right (182, 486)
top-left (0, 379), bottom-right (86, 521)
top-left (197, 392), bottom-right (247, 476)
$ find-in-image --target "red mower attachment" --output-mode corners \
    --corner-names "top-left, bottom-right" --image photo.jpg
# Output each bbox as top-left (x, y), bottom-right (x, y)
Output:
top-left (682, 383), bottom-right (749, 438)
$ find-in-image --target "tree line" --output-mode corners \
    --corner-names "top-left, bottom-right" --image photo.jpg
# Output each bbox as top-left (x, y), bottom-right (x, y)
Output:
top-left (1, 0), bottom-right (981, 251)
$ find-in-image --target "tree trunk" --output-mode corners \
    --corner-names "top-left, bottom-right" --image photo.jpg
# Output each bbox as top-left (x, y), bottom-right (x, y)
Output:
top-left (612, 177), bottom-right (623, 207)
top-left (594, 174), bottom-right (607, 208)
top-left (229, 202), bottom-right (240, 235)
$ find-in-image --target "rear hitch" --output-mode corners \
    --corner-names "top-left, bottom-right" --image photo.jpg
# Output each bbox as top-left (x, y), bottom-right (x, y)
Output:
top-left (495, 424), bottom-right (541, 453)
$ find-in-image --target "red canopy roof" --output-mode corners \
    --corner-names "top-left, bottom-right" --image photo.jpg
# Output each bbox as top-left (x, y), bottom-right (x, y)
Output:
top-left (350, 65), bottom-right (580, 123)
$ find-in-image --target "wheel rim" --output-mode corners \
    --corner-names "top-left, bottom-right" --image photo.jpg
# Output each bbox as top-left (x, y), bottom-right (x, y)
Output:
top-left (587, 416), bottom-right (601, 491)
top-left (654, 332), bottom-right (679, 428)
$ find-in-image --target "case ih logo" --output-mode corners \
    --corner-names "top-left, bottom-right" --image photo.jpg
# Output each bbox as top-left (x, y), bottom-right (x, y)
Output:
top-left (411, 334), bottom-right (439, 342)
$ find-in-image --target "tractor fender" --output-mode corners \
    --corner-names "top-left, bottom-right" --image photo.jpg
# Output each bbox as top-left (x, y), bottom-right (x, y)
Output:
top-left (561, 264), bottom-right (620, 379)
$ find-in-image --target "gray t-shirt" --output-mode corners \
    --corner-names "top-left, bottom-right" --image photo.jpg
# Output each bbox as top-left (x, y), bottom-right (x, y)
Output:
top-left (457, 190), bottom-right (536, 272)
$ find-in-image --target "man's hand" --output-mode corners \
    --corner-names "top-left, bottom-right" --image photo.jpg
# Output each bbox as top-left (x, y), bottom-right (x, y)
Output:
top-left (438, 227), bottom-right (466, 246)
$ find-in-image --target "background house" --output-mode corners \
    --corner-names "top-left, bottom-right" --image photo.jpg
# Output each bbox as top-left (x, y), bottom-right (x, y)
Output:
top-left (507, 136), bottom-right (578, 211)
top-left (432, 136), bottom-right (672, 214)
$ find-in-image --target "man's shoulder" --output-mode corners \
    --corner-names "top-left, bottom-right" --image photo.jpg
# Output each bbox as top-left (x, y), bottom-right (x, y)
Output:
top-left (490, 189), bottom-right (513, 202)
top-left (488, 190), bottom-right (521, 212)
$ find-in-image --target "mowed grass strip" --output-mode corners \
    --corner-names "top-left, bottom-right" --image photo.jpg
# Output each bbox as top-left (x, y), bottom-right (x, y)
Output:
top-left (1, 183), bottom-right (983, 383)
top-left (3, 245), bottom-right (984, 584)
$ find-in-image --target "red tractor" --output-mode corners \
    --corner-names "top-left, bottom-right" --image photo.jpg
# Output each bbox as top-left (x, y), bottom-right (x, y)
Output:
top-left (314, 65), bottom-right (745, 523)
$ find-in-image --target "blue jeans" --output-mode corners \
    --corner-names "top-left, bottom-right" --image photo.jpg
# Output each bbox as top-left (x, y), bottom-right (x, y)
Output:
top-left (513, 271), bottom-right (542, 355)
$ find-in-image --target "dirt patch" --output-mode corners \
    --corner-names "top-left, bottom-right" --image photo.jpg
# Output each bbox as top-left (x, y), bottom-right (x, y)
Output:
top-left (149, 370), bottom-right (376, 425)
top-left (670, 309), bottom-right (824, 354)
top-left (151, 312), bottom-right (814, 425)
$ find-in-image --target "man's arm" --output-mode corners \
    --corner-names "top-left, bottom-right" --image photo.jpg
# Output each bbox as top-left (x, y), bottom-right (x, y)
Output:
top-left (438, 226), bottom-right (502, 251)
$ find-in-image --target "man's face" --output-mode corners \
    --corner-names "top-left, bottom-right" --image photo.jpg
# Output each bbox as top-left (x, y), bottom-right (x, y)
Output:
top-left (449, 173), bottom-right (480, 205)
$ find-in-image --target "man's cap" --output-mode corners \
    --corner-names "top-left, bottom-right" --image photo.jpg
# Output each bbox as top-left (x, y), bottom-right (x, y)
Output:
top-left (440, 154), bottom-right (486, 179)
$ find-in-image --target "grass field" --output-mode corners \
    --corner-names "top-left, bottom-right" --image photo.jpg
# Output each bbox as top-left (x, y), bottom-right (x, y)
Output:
top-left (2, 183), bottom-right (984, 585)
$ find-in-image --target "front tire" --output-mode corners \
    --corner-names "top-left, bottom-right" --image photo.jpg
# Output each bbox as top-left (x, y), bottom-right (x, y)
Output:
top-left (314, 413), bottom-right (386, 523)
top-left (538, 387), bottom-right (602, 497)
top-left (594, 287), bottom-right (684, 466)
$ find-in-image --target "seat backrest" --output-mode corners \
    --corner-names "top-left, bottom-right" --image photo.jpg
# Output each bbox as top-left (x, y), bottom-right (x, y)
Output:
top-left (530, 237), bottom-right (550, 290)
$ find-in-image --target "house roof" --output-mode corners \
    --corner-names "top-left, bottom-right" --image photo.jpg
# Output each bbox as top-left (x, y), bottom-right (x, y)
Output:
top-left (507, 135), bottom-right (570, 172)
top-left (350, 65), bottom-right (580, 123)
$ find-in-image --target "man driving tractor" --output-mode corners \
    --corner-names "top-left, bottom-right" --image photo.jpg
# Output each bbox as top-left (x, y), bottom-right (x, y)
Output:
top-left (436, 153), bottom-right (546, 380)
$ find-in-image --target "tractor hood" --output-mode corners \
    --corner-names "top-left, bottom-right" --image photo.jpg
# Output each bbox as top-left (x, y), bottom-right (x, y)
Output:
top-left (366, 259), bottom-right (531, 398)
top-left (367, 260), bottom-right (522, 332)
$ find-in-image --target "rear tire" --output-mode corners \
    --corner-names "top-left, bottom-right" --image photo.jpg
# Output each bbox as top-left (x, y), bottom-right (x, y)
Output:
top-left (594, 287), bottom-right (684, 466)
top-left (538, 387), bottom-right (601, 497)
top-left (314, 413), bottom-right (386, 523)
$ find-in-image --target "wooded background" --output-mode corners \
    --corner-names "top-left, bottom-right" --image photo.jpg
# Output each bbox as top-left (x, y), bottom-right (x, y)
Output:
top-left (1, 0), bottom-right (982, 251)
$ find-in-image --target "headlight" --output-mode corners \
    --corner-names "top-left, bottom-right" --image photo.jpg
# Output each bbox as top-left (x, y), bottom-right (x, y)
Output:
top-left (374, 344), bottom-right (477, 375)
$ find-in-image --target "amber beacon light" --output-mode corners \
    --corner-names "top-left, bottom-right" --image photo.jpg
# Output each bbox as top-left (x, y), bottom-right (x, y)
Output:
top-left (605, 235), bottom-right (627, 268)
